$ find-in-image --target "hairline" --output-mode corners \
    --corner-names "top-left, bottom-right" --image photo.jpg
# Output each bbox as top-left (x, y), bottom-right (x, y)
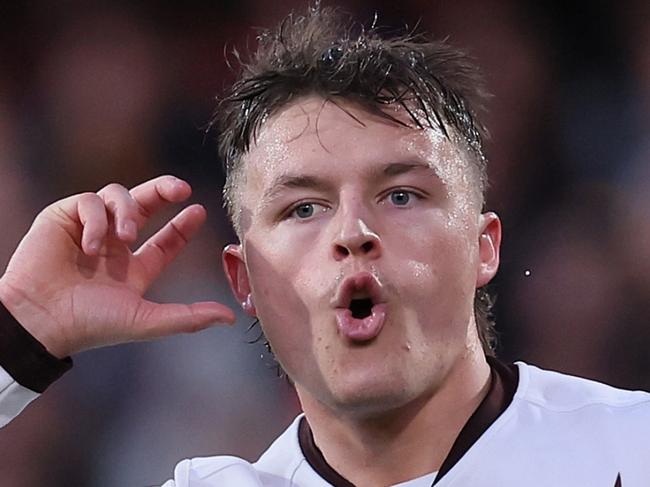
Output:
top-left (225, 95), bottom-right (486, 238)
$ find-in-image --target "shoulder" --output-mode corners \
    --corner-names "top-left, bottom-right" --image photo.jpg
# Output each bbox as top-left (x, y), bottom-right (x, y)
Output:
top-left (164, 415), bottom-right (309, 487)
top-left (168, 456), bottom-right (262, 486)
top-left (491, 363), bottom-right (650, 477)
top-left (253, 414), bottom-right (308, 477)
top-left (515, 361), bottom-right (650, 413)
top-left (449, 363), bottom-right (650, 484)
top-left (510, 361), bottom-right (650, 458)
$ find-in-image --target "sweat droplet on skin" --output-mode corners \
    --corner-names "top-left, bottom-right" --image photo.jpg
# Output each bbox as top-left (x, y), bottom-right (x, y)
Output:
top-left (236, 111), bottom-right (297, 231)
top-left (401, 127), bottom-right (482, 233)
top-left (224, 166), bottom-right (247, 236)
top-left (408, 261), bottom-right (432, 280)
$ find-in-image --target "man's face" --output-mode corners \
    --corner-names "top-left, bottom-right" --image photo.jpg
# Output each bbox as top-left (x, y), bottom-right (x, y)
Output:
top-left (224, 96), bottom-right (500, 416)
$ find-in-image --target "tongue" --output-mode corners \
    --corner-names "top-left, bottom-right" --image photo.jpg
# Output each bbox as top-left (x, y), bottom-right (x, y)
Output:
top-left (335, 304), bottom-right (387, 342)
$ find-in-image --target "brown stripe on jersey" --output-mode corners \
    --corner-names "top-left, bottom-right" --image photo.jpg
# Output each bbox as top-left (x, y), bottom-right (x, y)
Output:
top-left (433, 357), bottom-right (518, 484)
top-left (298, 357), bottom-right (519, 486)
top-left (298, 416), bottom-right (355, 487)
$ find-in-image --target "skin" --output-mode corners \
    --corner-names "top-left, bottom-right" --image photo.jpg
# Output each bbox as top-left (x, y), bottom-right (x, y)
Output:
top-left (223, 96), bottom-right (501, 485)
top-left (0, 176), bottom-right (236, 358)
top-left (0, 95), bottom-right (501, 486)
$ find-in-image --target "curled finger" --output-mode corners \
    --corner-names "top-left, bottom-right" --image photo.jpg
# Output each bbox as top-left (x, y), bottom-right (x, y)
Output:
top-left (97, 182), bottom-right (140, 243)
top-left (77, 192), bottom-right (109, 256)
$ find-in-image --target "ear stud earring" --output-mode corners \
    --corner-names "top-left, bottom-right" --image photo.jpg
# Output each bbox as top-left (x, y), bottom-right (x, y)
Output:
top-left (243, 294), bottom-right (255, 313)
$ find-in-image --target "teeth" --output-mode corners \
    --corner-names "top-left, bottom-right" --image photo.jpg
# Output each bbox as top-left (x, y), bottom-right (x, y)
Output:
top-left (350, 290), bottom-right (371, 300)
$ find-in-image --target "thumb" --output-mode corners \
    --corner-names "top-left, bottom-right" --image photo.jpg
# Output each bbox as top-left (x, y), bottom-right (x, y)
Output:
top-left (134, 300), bottom-right (237, 339)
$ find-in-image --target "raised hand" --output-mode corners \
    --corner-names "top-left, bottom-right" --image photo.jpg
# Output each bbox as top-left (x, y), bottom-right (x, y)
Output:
top-left (0, 175), bottom-right (236, 358)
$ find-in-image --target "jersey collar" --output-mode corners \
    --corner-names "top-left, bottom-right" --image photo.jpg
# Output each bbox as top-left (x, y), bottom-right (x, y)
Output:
top-left (298, 357), bottom-right (519, 486)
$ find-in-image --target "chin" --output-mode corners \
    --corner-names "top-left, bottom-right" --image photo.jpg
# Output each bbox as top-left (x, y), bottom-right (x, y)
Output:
top-left (325, 374), bottom-right (422, 418)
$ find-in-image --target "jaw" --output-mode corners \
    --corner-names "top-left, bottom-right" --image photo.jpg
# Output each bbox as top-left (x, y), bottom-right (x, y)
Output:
top-left (293, 341), bottom-right (434, 419)
top-left (291, 312), bottom-right (487, 421)
top-left (295, 353), bottom-right (481, 433)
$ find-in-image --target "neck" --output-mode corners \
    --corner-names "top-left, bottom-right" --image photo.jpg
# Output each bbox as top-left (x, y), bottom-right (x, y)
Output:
top-left (296, 350), bottom-right (491, 487)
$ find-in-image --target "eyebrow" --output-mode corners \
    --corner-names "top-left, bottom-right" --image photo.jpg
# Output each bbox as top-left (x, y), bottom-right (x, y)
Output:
top-left (379, 161), bottom-right (435, 178)
top-left (261, 160), bottom-right (438, 205)
top-left (261, 174), bottom-right (333, 206)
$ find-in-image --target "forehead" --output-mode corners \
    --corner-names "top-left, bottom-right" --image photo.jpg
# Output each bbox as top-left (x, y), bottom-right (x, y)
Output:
top-left (242, 96), bottom-right (460, 185)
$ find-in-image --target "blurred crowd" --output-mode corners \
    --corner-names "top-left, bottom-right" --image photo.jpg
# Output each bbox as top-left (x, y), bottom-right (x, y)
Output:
top-left (0, 1), bottom-right (648, 485)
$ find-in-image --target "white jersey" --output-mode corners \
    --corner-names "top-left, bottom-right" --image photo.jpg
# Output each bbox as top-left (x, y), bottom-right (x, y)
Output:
top-left (162, 415), bottom-right (436, 487)
top-left (151, 362), bottom-right (650, 486)
top-left (2, 360), bottom-right (650, 486)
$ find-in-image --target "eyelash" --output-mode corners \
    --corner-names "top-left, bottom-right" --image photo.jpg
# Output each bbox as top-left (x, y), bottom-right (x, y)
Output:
top-left (282, 188), bottom-right (426, 221)
top-left (379, 187), bottom-right (425, 206)
top-left (283, 201), bottom-right (330, 221)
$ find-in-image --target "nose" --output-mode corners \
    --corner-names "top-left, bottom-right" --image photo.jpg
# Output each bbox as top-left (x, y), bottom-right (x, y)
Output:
top-left (332, 217), bottom-right (382, 261)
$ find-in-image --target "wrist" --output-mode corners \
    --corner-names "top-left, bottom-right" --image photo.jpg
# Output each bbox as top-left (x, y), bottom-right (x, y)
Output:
top-left (0, 275), bottom-right (70, 359)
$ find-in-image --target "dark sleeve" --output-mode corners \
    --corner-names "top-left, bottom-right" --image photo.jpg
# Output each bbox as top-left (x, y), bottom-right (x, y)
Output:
top-left (0, 304), bottom-right (72, 393)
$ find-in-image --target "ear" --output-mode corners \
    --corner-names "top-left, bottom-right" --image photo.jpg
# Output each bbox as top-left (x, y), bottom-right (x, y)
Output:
top-left (476, 212), bottom-right (502, 288)
top-left (223, 244), bottom-right (257, 316)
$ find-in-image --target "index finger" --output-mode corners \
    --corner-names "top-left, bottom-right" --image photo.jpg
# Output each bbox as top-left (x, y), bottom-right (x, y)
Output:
top-left (129, 175), bottom-right (192, 226)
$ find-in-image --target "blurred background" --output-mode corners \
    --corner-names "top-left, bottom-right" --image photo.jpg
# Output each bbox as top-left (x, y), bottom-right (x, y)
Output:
top-left (0, 0), bottom-right (649, 485)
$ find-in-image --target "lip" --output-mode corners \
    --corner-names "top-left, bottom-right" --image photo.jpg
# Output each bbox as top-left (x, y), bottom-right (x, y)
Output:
top-left (335, 303), bottom-right (388, 342)
top-left (331, 271), bottom-right (387, 309)
top-left (331, 272), bottom-right (388, 342)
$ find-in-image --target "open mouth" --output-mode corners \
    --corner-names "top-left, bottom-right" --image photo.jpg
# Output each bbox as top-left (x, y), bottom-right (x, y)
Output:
top-left (332, 272), bottom-right (388, 342)
top-left (332, 272), bottom-right (386, 314)
top-left (349, 297), bottom-right (374, 319)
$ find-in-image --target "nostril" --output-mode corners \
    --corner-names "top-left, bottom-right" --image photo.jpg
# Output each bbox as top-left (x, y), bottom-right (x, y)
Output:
top-left (333, 236), bottom-right (380, 260)
top-left (361, 241), bottom-right (374, 253)
top-left (336, 245), bottom-right (350, 257)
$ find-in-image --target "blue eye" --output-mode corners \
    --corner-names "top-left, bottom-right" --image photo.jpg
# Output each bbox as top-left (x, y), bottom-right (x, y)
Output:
top-left (390, 191), bottom-right (411, 206)
top-left (294, 203), bottom-right (315, 218)
top-left (288, 202), bottom-right (329, 220)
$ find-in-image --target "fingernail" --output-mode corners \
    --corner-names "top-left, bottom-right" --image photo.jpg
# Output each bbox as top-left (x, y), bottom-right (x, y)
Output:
top-left (169, 177), bottom-right (187, 191)
top-left (121, 220), bottom-right (137, 238)
top-left (87, 240), bottom-right (101, 254)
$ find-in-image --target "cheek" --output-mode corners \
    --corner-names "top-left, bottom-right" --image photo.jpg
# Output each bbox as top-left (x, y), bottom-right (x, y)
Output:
top-left (385, 216), bottom-right (478, 317)
top-left (243, 235), bottom-right (331, 362)
top-left (390, 208), bottom-right (476, 269)
top-left (250, 221), bottom-right (334, 299)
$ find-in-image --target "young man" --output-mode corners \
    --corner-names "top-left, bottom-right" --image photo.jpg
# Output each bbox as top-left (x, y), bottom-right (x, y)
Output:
top-left (0, 6), bottom-right (648, 487)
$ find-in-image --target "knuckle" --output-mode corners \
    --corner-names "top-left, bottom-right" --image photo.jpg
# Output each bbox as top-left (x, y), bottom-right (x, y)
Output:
top-left (169, 221), bottom-right (189, 245)
top-left (78, 191), bottom-right (100, 203)
top-left (147, 240), bottom-right (169, 259)
top-left (105, 182), bottom-right (125, 192)
top-left (98, 182), bottom-right (127, 198)
top-left (76, 193), bottom-right (104, 214)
